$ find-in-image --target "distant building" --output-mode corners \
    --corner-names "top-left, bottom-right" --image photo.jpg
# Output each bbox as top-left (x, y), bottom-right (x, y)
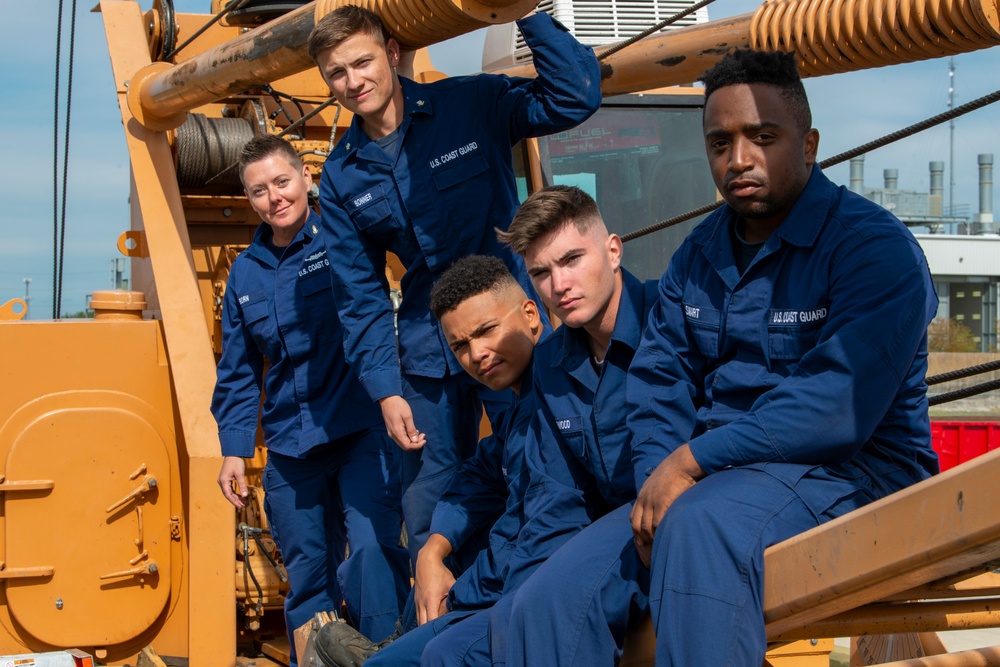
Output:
top-left (916, 234), bottom-right (999, 352)
top-left (851, 155), bottom-right (998, 352)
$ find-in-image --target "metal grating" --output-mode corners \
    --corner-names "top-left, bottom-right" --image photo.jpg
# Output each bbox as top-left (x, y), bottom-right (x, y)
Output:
top-left (512, 0), bottom-right (709, 61)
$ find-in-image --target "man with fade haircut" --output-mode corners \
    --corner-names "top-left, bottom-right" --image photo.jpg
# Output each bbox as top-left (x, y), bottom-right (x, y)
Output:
top-left (505, 49), bottom-right (939, 666)
top-left (307, 6), bottom-right (601, 569)
top-left (317, 255), bottom-right (545, 667)
top-left (211, 134), bottom-right (410, 667)
top-left (489, 184), bottom-right (658, 664)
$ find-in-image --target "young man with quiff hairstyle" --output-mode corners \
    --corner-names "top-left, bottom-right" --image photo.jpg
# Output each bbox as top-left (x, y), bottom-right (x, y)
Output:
top-left (487, 185), bottom-right (658, 666)
top-left (306, 5), bottom-right (602, 571)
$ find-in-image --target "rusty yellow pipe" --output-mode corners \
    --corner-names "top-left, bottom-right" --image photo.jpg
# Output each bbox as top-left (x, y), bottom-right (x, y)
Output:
top-left (492, 0), bottom-right (1000, 95)
top-left (128, 0), bottom-right (537, 131)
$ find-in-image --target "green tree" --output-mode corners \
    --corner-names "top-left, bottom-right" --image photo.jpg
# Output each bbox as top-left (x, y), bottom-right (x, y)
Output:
top-left (927, 317), bottom-right (978, 352)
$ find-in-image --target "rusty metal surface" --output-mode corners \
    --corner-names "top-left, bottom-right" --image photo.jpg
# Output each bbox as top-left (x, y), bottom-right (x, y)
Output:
top-left (490, 0), bottom-right (1000, 95)
top-left (751, 0), bottom-right (1000, 76)
top-left (129, 0), bottom-right (538, 129)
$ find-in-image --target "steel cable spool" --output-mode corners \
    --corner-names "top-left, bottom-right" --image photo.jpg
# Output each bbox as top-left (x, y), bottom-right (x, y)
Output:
top-left (175, 113), bottom-right (254, 189)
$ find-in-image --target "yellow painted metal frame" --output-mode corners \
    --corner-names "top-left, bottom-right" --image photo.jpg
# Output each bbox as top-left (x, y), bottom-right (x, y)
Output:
top-left (101, 2), bottom-right (234, 664)
top-left (624, 452), bottom-right (1000, 664)
top-left (77, 0), bottom-right (1000, 663)
top-left (764, 450), bottom-right (1000, 639)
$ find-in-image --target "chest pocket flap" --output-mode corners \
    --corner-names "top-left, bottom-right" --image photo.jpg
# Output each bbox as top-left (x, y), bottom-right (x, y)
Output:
top-left (684, 302), bottom-right (721, 358)
top-left (555, 415), bottom-right (587, 461)
top-left (768, 306), bottom-right (829, 360)
top-left (347, 183), bottom-right (395, 232)
top-left (300, 270), bottom-right (332, 297)
top-left (431, 151), bottom-right (489, 191)
top-left (240, 291), bottom-right (269, 324)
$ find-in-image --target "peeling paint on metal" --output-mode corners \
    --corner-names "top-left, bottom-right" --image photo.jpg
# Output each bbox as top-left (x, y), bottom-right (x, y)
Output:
top-left (656, 55), bottom-right (687, 67)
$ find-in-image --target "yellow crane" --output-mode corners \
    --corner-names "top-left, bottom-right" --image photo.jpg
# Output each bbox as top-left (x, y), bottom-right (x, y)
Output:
top-left (0, 0), bottom-right (998, 664)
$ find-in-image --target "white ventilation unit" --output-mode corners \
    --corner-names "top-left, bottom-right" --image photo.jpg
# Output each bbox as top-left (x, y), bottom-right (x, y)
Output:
top-left (483, 0), bottom-right (710, 71)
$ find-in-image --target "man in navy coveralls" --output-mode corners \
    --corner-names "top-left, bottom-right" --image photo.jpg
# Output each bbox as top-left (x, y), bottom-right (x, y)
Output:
top-left (505, 50), bottom-right (939, 666)
top-left (317, 255), bottom-right (543, 667)
top-left (306, 6), bottom-right (601, 567)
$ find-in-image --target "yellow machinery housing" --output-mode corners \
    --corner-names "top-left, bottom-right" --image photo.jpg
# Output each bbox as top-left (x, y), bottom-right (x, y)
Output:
top-left (0, 0), bottom-right (999, 664)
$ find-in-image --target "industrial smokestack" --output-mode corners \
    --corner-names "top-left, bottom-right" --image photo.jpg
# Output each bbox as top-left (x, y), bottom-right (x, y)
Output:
top-left (884, 169), bottom-right (899, 189)
top-left (849, 157), bottom-right (865, 194)
top-left (929, 161), bottom-right (944, 217)
top-left (978, 154), bottom-right (993, 217)
top-left (974, 153), bottom-right (995, 234)
top-left (930, 162), bottom-right (945, 196)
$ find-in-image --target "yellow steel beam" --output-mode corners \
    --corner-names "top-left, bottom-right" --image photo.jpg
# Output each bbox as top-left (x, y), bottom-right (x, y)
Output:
top-left (879, 571), bottom-right (1000, 603)
top-left (100, 2), bottom-right (235, 664)
top-left (623, 455), bottom-right (1000, 662)
top-left (774, 598), bottom-right (1000, 642)
top-left (124, 0), bottom-right (1000, 130)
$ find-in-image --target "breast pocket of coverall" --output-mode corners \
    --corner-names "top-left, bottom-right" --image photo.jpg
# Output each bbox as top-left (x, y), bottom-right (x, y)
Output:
top-left (766, 305), bottom-right (829, 362)
top-left (297, 270), bottom-right (342, 354)
top-left (683, 302), bottom-right (722, 359)
top-left (239, 290), bottom-right (276, 354)
top-left (429, 149), bottom-right (491, 244)
top-left (347, 182), bottom-right (405, 245)
top-left (554, 415), bottom-right (588, 463)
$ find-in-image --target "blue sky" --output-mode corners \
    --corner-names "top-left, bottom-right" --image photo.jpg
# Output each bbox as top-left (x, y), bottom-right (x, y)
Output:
top-left (1, 0), bottom-right (998, 319)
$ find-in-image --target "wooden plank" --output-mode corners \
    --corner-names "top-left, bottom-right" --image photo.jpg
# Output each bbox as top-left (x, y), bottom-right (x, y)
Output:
top-left (764, 449), bottom-right (1000, 638)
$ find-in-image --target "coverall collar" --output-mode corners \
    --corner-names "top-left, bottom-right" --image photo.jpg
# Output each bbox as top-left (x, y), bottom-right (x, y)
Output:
top-left (553, 268), bottom-right (646, 387)
top-left (699, 165), bottom-right (835, 288)
top-left (244, 210), bottom-right (321, 267)
top-left (338, 76), bottom-right (435, 164)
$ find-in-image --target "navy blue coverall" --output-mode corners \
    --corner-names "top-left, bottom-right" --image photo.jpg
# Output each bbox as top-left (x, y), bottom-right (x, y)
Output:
top-left (450, 269), bottom-right (652, 666)
top-left (317, 12), bottom-right (601, 564)
top-left (506, 167), bottom-right (940, 666)
top-left (371, 266), bottom-right (654, 665)
top-left (366, 366), bottom-right (538, 667)
top-left (211, 214), bottom-right (410, 650)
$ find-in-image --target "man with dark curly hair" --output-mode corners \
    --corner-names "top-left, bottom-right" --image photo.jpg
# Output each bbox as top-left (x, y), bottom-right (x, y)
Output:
top-left (505, 49), bottom-right (938, 666)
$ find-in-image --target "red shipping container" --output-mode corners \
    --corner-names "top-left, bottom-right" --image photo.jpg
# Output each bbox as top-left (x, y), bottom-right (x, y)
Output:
top-left (931, 421), bottom-right (1000, 471)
